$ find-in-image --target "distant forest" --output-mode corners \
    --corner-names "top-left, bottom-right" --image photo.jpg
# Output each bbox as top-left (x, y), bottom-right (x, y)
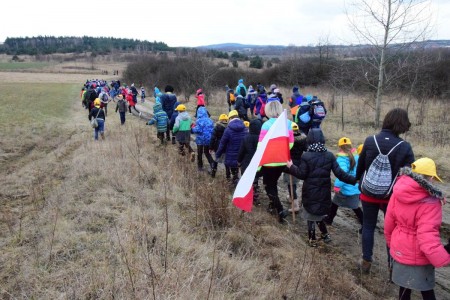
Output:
top-left (0, 36), bottom-right (171, 55)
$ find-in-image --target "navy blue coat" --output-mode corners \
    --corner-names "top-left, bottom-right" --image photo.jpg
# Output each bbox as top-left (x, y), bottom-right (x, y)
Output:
top-left (215, 119), bottom-right (247, 168)
top-left (160, 93), bottom-right (177, 119)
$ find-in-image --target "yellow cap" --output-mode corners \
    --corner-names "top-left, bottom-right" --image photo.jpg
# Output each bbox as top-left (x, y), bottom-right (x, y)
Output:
top-left (175, 104), bottom-right (186, 111)
top-left (94, 98), bottom-right (101, 107)
top-left (338, 137), bottom-right (352, 147)
top-left (411, 157), bottom-right (442, 182)
top-left (291, 122), bottom-right (299, 131)
top-left (219, 114), bottom-right (229, 122)
top-left (244, 121), bottom-right (250, 127)
top-left (357, 144), bottom-right (363, 155)
top-left (228, 110), bottom-right (238, 118)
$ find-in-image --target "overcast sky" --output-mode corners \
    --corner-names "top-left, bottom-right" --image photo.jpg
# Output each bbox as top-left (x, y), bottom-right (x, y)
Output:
top-left (1, 0), bottom-right (449, 47)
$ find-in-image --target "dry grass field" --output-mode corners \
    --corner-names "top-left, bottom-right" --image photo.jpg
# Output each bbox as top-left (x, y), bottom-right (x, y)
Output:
top-left (0, 58), bottom-right (449, 299)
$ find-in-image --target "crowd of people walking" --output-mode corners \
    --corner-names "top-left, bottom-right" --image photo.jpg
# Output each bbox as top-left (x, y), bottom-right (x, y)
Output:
top-left (80, 77), bottom-right (449, 300)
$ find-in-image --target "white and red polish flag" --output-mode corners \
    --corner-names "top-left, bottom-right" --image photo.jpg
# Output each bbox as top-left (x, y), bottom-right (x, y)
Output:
top-left (232, 110), bottom-right (291, 212)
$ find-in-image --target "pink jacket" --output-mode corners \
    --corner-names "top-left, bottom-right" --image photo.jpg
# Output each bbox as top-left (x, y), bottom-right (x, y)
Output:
top-left (384, 174), bottom-right (450, 267)
top-left (195, 89), bottom-right (205, 106)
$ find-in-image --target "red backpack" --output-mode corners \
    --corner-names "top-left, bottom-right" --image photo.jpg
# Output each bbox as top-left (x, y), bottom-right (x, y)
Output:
top-left (254, 97), bottom-right (266, 117)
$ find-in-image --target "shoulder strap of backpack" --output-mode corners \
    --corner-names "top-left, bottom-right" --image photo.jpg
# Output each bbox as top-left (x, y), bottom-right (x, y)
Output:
top-left (387, 140), bottom-right (404, 156)
top-left (373, 135), bottom-right (404, 156)
top-left (373, 135), bottom-right (382, 154)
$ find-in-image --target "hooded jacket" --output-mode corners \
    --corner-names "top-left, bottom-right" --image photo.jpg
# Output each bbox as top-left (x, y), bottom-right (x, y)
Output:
top-left (334, 149), bottom-right (360, 196)
top-left (147, 103), bottom-right (168, 132)
top-left (384, 168), bottom-right (450, 268)
top-left (215, 118), bottom-right (247, 167)
top-left (288, 129), bottom-right (356, 216)
top-left (173, 111), bottom-right (192, 143)
top-left (195, 90), bottom-right (205, 106)
top-left (192, 107), bottom-right (214, 145)
top-left (234, 95), bottom-right (247, 116)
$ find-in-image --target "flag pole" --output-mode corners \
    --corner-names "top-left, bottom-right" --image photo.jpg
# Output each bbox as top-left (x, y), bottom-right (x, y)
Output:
top-left (289, 174), bottom-right (295, 224)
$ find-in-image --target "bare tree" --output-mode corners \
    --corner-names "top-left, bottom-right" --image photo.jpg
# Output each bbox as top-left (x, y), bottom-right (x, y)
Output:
top-left (346, 0), bottom-right (432, 126)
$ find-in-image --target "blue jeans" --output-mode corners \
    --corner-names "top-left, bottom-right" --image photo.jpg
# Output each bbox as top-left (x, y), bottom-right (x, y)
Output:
top-left (361, 201), bottom-right (387, 262)
top-left (94, 119), bottom-right (105, 140)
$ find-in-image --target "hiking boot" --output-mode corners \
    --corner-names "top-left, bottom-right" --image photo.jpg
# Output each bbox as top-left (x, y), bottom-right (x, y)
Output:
top-left (278, 210), bottom-right (288, 223)
top-left (361, 259), bottom-right (372, 274)
top-left (309, 239), bottom-right (318, 248)
top-left (321, 233), bottom-right (332, 243)
top-left (288, 199), bottom-right (300, 213)
top-left (190, 152), bottom-right (195, 162)
top-left (171, 137), bottom-right (176, 144)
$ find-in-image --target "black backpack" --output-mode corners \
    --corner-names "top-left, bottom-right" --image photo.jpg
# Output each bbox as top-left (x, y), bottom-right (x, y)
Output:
top-left (239, 86), bottom-right (246, 97)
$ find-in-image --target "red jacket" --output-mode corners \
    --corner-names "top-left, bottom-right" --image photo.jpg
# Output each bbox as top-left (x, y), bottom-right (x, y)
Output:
top-left (384, 174), bottom-right (450, 267)
top-left (126, 93), bottom-right (134, 106)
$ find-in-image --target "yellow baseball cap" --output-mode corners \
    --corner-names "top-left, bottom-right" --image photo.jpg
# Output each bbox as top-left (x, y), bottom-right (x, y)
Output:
top-left (219, 114), bottom-right (229, 122)
top-left (175, 104), bottom-right (186, 111)
top-left (411, 157), bottom-right (442, 182)
top-left (338, 137), bottom-right (352, 147)
top-left (228, 110), bottom-right (238, 118)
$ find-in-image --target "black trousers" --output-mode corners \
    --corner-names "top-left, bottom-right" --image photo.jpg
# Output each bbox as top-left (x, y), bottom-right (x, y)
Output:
top-left (197, 145), bottom-right (214, 169)
top-left (260, 166), bottom-right (285, 213)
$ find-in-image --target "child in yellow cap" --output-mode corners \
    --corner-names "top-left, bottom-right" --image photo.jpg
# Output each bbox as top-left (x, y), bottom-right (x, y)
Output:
top-left (385, 157), bottom-right (450, 299)
top-left (324, 137), bottom-right (363, 231)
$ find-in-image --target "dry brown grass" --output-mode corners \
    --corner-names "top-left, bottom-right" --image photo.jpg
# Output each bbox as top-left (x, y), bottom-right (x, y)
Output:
top-left (0, 64), bottom-right (449, 299)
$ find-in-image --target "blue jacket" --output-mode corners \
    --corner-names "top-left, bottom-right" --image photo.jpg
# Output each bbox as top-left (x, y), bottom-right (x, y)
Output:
top-left (215, 118), bottom-right (247, 167)
top-left (147, 103), bottom-right (168, 132)
top-left (192, 107), bottom-right (214, 145)
top-left (334, 151), bottom-right (360, 196)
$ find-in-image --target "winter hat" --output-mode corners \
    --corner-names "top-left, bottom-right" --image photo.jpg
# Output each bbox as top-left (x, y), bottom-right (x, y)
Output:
top-left (269, 84), bottom-right (277, 92)
top-left (274, 88), bottom-right (280, 94)
top-left (153, 103), bottom-right (162, 112)
top-left (248, 85), bottom-right (253, 90)
top-left (293, 86), bottom-right (299, 92)
top-left (238, 79), bottom-right (244, 84)
top-left (338, 137), bottom-right (352, 147)
top-left (196, 88), bottom-right (203, 95)
top-left (292, 122), bottom-right (299, 132)
top-left (411, 157), bottom-right (442, 182)
top-left (94, 98), bottom-right (101, 107)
